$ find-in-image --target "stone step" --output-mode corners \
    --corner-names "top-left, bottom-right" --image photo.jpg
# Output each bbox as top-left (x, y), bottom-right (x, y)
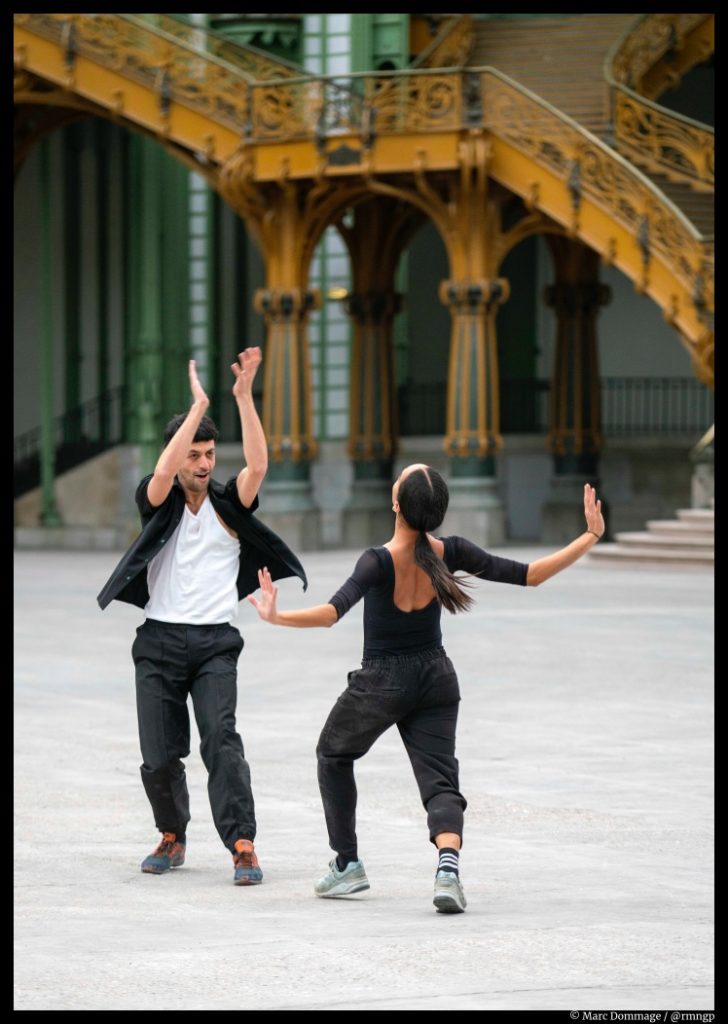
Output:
top-left (588, 544), bottom-right (714, 567)
top-left (646, 519), bottom-right (714, 535)
top-left (677, 508), bottom-right (715, 524)
top-left (614, 531), bottom-right (714, 549)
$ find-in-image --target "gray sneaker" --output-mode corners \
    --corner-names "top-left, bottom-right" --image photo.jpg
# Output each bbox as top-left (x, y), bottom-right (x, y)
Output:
top-left (433, 870), bottom-right (467, 913)
top-left (314, 859), bottom-right (370, 898)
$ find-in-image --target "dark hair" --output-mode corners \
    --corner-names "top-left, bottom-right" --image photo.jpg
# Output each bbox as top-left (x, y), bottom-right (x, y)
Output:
top-left (396, 467), bottom-right (474, 614)
top-left (163, 413), bottom-right (220, 448)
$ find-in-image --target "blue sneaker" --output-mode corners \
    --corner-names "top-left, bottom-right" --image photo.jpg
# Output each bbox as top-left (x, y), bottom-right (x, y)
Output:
top-left (433, 870), bottom-right (466, 913)
top-left (141, 832), bottom-right (186, 874)
top-left (233, 839), bottom-right (263, 885)
top-left (314, 859), bottom-right (370, 898)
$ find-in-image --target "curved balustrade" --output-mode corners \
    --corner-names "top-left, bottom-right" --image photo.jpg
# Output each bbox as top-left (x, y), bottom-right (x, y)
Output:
top-left (475, 70), bottom-right (707, 294)
top-left (247, 66), bottom-right (709, 303)
top-left (410, 14), bottom-right (474, 70)
top-left (138, 14), bottom-right (302, 80)
top-left (613, 91), bottom-right (713, 191)
top-left (609, 14), bottom-right (707, 90)
top-left (13, 13), bottom-right (714, 328)
top-left (15, 13), bottom-right (252, 133)
top-left (606, 13), bottom-right (714, 190)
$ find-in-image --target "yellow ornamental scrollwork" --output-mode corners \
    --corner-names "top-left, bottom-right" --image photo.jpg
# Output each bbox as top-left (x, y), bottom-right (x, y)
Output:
top-left (610, 14), bottom-right (706, 89)
top-left (614, 91), bottom-right (714, 190)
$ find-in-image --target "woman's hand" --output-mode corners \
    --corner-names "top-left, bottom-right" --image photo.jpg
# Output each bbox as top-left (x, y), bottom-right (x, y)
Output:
top-left (584, 483), bottom-right (605, 538)
top-left (247, 567), bottom-right (279, 624)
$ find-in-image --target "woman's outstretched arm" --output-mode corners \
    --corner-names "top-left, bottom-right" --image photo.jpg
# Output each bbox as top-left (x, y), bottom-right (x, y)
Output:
top-left (526, 483), bottom-right (605, 587)
top-left (247, 568), bottom-right (338, 627)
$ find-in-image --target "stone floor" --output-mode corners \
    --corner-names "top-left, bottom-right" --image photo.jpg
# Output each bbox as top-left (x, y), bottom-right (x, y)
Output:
top-left (14, 546), bottom-right (714, 1011)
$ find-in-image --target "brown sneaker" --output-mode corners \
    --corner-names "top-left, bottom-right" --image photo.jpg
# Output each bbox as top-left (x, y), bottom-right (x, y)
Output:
top-left (233, 838), bottom-right (263, 885)
top-left (141, 832), bottom-right (186, 874)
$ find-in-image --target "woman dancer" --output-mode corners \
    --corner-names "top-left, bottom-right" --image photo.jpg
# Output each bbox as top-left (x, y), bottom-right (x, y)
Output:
top-left (248, 464), bottom-right (604, 913)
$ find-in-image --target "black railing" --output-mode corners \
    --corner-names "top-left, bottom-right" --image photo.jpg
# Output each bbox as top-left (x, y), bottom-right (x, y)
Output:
top-left (398, 377), bottom-right (714, 438)
top-left (14, 385), bottom-right (126, 497)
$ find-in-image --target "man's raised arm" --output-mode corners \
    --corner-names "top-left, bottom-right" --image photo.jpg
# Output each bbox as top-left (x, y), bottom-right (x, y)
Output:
top-left (230, 347), bottom-right (268, 509)
top-left (146, 360), bottom-right (209, 508)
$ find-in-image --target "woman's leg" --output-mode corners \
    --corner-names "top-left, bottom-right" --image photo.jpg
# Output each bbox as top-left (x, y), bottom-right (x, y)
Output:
top-left (316, 666), bottom-right (406, 862)
top-left (396, 655), bottom-right (466, 845)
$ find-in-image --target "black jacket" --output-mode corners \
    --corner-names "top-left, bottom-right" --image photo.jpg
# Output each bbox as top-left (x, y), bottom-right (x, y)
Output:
top-left (97, 474), bottom-right (307, 611)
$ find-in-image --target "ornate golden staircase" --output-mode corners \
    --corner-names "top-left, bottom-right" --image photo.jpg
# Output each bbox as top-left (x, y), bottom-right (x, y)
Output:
top-left (466, 12), bottom-right (714, 380)
top-left (468, 14), bottom-right (636, 137)
top-left (14, 12), bottom-right (714, 391)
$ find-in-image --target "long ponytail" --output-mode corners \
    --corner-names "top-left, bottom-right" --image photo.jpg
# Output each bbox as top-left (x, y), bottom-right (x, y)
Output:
top-left (397, 468), bottom-right (474, 614)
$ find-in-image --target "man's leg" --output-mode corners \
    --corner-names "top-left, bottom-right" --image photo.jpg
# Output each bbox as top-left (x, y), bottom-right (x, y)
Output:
top-left (189, 625), bottom-right (254, 852)
top-left (132, 621), bottom-right (192, 866)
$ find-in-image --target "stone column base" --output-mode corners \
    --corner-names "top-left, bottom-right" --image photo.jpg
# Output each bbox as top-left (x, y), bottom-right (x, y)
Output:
top-left (258, 479), bottom-right (320, 552)
top-left (691, 452), bottom-right (714, 509)
top-left (541, 475), bottom-right (589, 544)
top-left (441, 476), bottom-right (505, 547)
top-left (342, 479), bottom-right (395, 549)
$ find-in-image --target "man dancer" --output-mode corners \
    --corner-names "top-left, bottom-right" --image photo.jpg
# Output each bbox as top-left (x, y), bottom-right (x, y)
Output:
top-left (98, 350), bottom-right (307, 885)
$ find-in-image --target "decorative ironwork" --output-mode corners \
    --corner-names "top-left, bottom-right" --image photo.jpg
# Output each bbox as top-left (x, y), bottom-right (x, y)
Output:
top-left (411, 14), bottom-right (475, 70)
top-left (14, 386), bottom-right (127, 497)
top-left (464, 71), bottom-right (483, 126)
top-left (613, 89), bottom-right (714, 191)
top-left (477, 70), bottom-right (709, 306)
top-left (14, 13), bottom-right (251, 133)
top-left (326, 144), bottom-right (362, 167)
top-left (14, 14), bottom-right (713, 337)
top-left (607, 13), bottom-right (713, 190)
top-left (609, 14), bottom-right (706, 90)
top-left (137, 14), bottom-right (302, 80)
top-left (567, 157), bottom-right (581, 231)
top-left (61, 17), bottom-right (76, 72)
top-left (637, 215), bottom-right (651, 281)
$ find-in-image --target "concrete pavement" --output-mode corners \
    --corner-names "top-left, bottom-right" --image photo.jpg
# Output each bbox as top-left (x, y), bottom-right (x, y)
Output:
top-left (14, 546), bottom-right (714, 1011)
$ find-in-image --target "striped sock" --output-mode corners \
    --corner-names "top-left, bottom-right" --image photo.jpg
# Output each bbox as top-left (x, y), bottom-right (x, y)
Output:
top-left (437, 847), bottom-right (460, 877)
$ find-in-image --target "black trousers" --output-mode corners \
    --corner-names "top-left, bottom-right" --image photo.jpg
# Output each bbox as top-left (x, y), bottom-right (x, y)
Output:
top-left (316, 646), bottom-right (467, 862)
top-left (132, 619), bottom-right (255, 852)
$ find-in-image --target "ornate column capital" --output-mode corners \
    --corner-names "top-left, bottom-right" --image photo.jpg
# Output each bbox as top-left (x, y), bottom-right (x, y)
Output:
top-left (438, 277), bottom-right (510, 309)
top-left (253, 287), bottom-right (320, 319)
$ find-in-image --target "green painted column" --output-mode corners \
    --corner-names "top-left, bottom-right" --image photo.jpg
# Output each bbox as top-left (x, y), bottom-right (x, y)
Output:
top-left (95, 120), bottom-right (109, 444)
top-left (185, 170), bottom-right (216, 420)
top-left (63, 124), bottom-right (82, 443)
top-left (39, 138), bottom-right (62, 526)
top-left (160, 154), bottom-right (190, 417)
top-left (128, 137), bottom-right (165, 474)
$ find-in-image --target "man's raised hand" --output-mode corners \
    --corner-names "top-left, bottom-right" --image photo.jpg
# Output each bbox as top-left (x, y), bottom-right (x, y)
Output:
top-left (231, 347), bottom-right (263, 400)
top-left (189, 359), bottom-right (209, 408)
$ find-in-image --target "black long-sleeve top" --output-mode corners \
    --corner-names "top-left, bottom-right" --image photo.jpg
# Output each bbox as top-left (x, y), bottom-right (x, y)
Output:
top-left (328, 536), bottom-right (529, 657)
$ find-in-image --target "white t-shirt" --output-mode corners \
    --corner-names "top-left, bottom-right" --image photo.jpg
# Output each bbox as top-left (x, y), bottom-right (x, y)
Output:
top-left (145, 495), bottom-right (240, 624)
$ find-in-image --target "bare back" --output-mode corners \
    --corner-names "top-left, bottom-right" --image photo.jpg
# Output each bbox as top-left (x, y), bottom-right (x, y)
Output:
top-left (384, 534), bottom-right (445, 612)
